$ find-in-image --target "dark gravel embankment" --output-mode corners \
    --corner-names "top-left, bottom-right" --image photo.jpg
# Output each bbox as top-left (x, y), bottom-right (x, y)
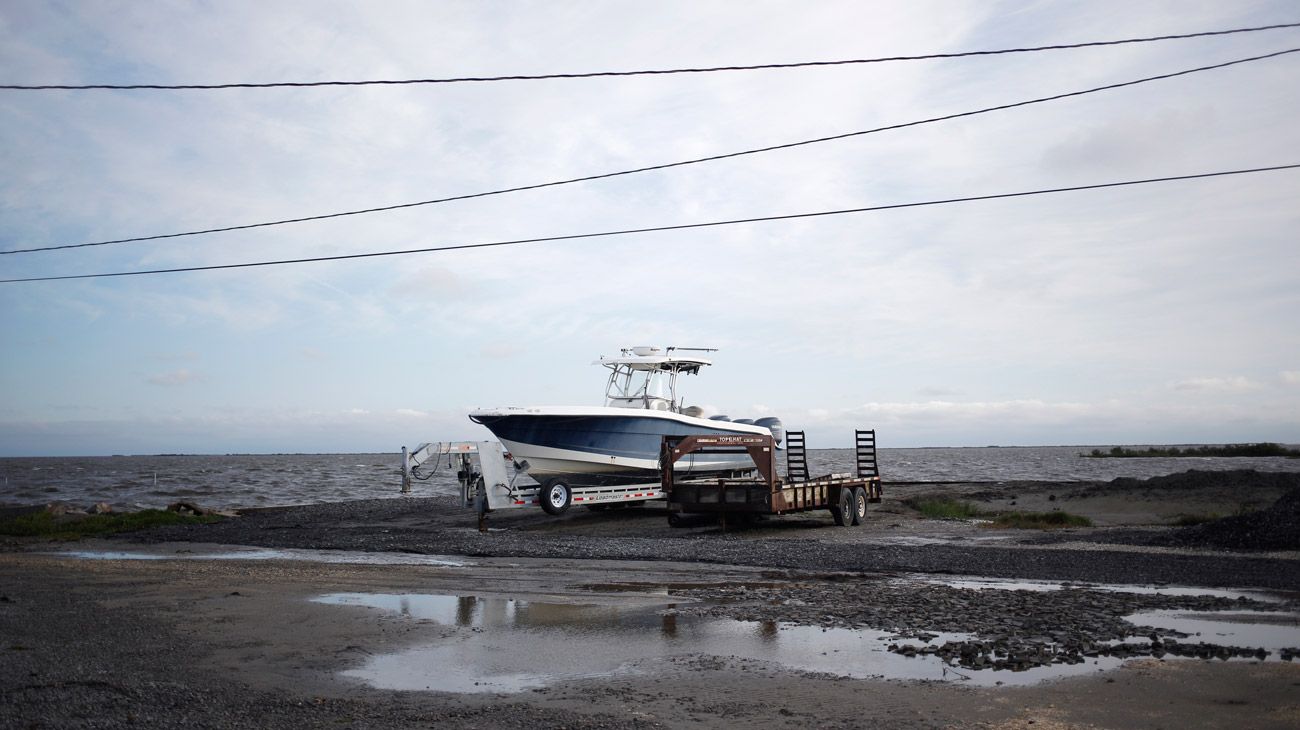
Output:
top-left (115, 491), bottom-right (1300, 591)
top-left (1057, 483), bottom-right (1300, 553)
top-left (1162, 486), bottom-right (1300, 550)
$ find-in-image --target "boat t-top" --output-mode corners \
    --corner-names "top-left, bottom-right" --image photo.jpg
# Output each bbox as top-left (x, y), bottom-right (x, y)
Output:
top-left (469, 346), bottom-right (783, 489)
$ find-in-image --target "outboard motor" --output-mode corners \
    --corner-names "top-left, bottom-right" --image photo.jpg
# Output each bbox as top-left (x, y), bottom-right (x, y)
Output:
top-left (753, 416), bottom-right (785, 446)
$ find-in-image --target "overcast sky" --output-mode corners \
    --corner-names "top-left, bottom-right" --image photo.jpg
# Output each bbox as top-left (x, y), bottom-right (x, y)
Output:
top-left (2, 1), bottom-right (1298, 456)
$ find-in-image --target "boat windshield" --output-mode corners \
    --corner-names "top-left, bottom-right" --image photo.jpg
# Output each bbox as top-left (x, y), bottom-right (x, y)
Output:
top-left (604, 364), bottom-right (679, 411)
top-left (597, 348), bottom-right (712, 412)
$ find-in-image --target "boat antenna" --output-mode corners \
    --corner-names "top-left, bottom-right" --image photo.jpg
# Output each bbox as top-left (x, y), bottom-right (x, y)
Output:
top-left (666, 347), bottom-right (718, 353)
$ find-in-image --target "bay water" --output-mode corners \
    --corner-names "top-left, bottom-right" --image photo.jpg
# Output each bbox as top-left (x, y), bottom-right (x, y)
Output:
top-left (2, 446), bottom-right (1298, 511)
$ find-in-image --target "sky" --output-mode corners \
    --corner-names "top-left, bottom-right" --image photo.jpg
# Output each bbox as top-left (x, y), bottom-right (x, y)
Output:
top-left (1, 1), bottom-right (1298, 456)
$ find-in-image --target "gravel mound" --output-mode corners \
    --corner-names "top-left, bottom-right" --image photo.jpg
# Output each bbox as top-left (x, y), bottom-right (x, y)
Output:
top-left (1075, 469), bottom-right (1300, 497)
top-left (1164, 486), bottom-right (1300, 551)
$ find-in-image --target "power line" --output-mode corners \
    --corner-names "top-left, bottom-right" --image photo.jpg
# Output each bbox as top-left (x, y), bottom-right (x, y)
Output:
top-left (3, 164), bottom-right (1295, 284)
top-left (5, 47), bottom-right (1295, 257)
top-left (2, 22), bottom-right (1297, 91)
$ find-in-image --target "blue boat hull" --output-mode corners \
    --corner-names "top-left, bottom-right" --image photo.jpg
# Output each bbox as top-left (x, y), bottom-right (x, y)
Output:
top-left (470, 412), bottom-right (767, 486)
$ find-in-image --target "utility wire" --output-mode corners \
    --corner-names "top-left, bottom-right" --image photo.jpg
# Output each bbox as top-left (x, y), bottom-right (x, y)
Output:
top-left (2, 22), bottom-right (1297, 91)
top-left (5, 47), bottom-right (1296, 257)
top-left (3, 164), bottom-right (1295, 284)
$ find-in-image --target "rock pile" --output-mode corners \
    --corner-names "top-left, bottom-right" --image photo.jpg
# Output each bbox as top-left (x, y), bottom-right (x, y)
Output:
top-left (889, 636), bottom-right (1282, 672)
top-left (1165, 486), bottom-right (1300, 550)
top-left (675, 580), bottom-right (1298, 672)
top-left (1074, 469), bottom-right (1300, 499)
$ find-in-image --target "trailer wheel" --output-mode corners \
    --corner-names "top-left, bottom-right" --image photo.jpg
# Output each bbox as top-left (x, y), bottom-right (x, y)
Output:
top-left (852, 487), bottom-right (868, 525)
top-left (832, 489), bottom-right (853, 526)
top-left (667, 512), bottom-right (683, 527)
top-left (540, 478), bottom-right (572, 515)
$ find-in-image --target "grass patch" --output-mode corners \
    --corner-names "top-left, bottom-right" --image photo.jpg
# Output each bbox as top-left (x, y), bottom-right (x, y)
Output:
top-left (906, 498), bottom-right (987, 520)
top-left (0, 509), bottom-right (219, 540)
top-left (1170, 513), bottom-right (1221, 526)
top-left (988, 511), bottom-right (1092, 529)
top-left (906, 498), bottom-right (1091, 529)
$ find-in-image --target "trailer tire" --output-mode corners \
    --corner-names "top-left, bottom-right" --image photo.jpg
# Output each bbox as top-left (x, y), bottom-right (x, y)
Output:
top-left (540, 478), bottom-right (572, 515)
top-left (852, 487), bottom-right (868, 525)
top-left (667, 512), bottom-right (683, 527)
top-left (832, 489), bottom-right (853, 526)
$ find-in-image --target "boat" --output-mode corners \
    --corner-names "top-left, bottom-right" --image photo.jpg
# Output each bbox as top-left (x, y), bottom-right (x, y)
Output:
top-left (469, 346), bottom-right (784, 489)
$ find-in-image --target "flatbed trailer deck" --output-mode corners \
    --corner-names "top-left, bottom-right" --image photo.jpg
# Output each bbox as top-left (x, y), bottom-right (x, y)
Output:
top-left (660, 430), bottom-right (882, 527)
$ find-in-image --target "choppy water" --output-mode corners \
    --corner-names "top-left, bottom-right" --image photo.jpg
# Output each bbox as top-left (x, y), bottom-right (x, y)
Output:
top-left (2, 447), bottom-right (1298, 511)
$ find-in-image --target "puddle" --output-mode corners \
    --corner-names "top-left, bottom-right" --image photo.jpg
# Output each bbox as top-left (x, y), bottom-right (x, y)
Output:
top-left (315, 592), bottom-right (1126, 692)
top-left (918, 575), bottom-right (1295, 604)
top-left (924, 577), bottom-right (1066, 592)
top-left (873, 534), bottom-right (1014, 547)
top-left (1125, 609), bottom-right (1300, 650)
top-left (58, 550), bottom-right (173, 560)
top-left (52, 547), bottom-right (465, 567)
top-left (871, 536), bottom-right (952, 546)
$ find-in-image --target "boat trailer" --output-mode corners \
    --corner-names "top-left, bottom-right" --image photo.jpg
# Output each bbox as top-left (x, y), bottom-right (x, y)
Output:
top-left (401, 441), bottom-right (666, 528)
top-left (660, 430), bottom-right (883, 528)
top-left (401, 428), bottom-right (882, 530)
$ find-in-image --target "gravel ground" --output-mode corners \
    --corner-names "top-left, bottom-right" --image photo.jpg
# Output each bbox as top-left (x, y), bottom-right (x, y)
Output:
top-left (0, 556), bottom-right (673, 730)
top-left (1136, 485), bottom-right (1299, 551)
top-left (116, 488), bottom-right (1300, 591)
top-left (95, 472), bottom-right (1300, 671)
top-left (3, 470), bottom-right (1299, 729)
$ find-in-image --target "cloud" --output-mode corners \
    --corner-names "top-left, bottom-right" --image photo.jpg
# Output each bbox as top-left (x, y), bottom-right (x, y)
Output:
top-left (146, 369), bottom-right (200, 386)
top-left (778, 394), bottom-right (1300, 447)
top-left (3, 2), bottom-right (1299, 455)
top-left (1281, 371), bottom-right (1300, 386)
top-left (1170, 377), bottom-right (1261, 393)
top-left (388, 265), bottom-right (470, 301)
top-left (0, 405), bottom-right (480, 456)
top-left (1039, 107), bottom-right (1206, 177)
top-left (841, 399), bottom-right (1104, 424)
top-left (479, 343), bottom-right (523, 360)
top-left (917, 386), bottom-right (963, 397)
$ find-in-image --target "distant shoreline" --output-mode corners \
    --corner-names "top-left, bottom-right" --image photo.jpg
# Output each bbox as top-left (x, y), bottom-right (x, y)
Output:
top-left (1084, 443), bottom-right (1300, 459)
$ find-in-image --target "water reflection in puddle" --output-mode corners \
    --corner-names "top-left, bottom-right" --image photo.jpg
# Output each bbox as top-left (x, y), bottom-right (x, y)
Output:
top-left (1126, 609), bottom-right (1300, 650)
top-left (54, 548), bottom-right (464, 567)
top-left (314, 592), bottom-right (1122, 692)
top-left (920, 575), bottom-right (1295, 604)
